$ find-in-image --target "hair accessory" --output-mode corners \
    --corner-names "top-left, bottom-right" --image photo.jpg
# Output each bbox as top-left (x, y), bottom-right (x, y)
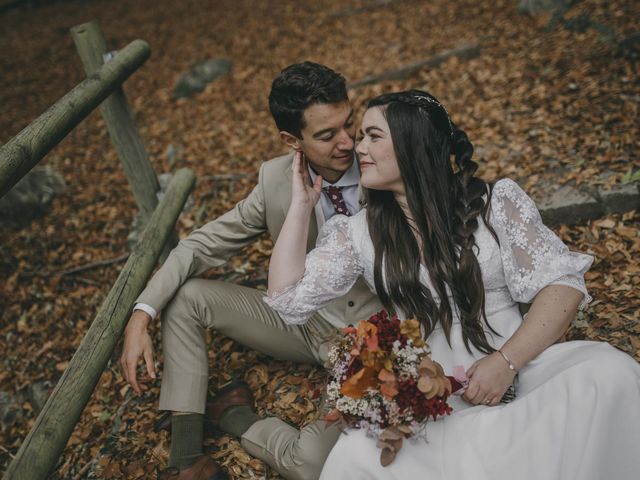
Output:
top-left (410, 92), bottom-right (454, 139)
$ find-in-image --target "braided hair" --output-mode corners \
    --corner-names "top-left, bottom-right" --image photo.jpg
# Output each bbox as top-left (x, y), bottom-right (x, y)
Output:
top-left (365, 90), bottom-right (497, 354)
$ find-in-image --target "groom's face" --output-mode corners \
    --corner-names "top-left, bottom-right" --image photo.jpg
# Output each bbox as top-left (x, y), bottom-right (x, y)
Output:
top-left (285, 100), bottom-right (356, 183)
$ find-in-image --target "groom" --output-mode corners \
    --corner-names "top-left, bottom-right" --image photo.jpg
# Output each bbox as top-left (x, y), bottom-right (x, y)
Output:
top-left (120, 61), bottom-right (381, 479)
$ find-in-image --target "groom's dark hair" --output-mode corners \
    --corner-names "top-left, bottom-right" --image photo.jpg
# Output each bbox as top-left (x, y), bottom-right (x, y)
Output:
top-left (269, 61), bottom-right (347, 138)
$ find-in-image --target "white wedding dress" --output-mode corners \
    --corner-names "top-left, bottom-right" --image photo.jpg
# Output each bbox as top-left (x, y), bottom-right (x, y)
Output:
top-left (265, 179), bottom-right (640, 480)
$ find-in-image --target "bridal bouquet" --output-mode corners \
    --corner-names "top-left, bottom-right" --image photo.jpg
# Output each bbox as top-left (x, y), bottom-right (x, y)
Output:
top-left (324, 310), bottom-right (463, 466)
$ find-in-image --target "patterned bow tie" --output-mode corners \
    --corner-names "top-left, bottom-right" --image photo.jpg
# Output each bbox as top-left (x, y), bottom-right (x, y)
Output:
top-left (323, 185), bottom-right (351, 216)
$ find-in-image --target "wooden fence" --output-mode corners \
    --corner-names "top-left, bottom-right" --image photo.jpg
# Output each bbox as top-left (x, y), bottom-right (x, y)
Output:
top-left (1, 21), bottom-right (193, 479)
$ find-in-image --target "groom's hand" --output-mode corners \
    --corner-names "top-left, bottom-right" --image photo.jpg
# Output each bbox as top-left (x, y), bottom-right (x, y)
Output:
top-left (120, 310), bottom-right (156, 395)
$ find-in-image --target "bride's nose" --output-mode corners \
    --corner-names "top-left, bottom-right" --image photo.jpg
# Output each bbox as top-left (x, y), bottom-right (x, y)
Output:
top-left (355, 138), bottom-right (367, 156)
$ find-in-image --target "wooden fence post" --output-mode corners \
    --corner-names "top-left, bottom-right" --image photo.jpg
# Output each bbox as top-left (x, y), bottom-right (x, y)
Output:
top-left (0, 40), bottom-right (150, 198)
top-left (70, 21), bottom-right (178, 255)
top-left (3, 168), bottom-right (196, 480)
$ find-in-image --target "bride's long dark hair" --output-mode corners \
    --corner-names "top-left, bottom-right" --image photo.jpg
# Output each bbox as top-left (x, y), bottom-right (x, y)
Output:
top-left (365, 90), bottom-right (496, 354)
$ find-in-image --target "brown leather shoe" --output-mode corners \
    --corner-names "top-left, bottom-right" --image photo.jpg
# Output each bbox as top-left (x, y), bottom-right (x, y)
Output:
top-left (206, 380), bottom-right (254, 431)
top-left (158, 455), bottom-right (228, 480)
top-left (154, 380), bottom-right (254, 436)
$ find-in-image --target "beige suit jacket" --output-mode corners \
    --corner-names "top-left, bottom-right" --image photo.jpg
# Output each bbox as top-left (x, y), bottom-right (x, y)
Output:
top-left (136, 152), bottom-right (381, 329)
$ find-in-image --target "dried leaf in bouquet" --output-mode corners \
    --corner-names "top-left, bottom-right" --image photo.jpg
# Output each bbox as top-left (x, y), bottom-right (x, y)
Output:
top-left (341, 367), bottom-right (378, 399)
top-left (377, 427), bottom-right (404, 467)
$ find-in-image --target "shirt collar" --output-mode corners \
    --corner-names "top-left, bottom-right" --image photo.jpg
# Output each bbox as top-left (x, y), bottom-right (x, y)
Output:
top-left (307, 155), bottom-right (360, 188)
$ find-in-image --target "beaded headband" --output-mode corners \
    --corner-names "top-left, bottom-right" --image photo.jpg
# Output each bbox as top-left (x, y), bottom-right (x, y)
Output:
top-left (407, 92), bottom-right (454, 139)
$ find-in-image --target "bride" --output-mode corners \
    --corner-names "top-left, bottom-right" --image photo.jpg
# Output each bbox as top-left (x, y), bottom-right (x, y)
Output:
top-left (264, 89), bottom-right (640, 479)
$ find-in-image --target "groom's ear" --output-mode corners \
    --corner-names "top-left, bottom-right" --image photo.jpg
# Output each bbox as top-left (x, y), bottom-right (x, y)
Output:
top-left (279, 131), bottom-right (302, 151)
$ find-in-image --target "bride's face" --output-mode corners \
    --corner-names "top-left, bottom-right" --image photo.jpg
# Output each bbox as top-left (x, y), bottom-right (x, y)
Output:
top-left (356, 107), bottom-right (404, 195)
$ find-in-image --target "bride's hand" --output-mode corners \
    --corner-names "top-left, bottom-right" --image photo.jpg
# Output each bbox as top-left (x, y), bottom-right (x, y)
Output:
top-left (291, 150), bottom-right (322, 210)
top-left (462, 353), bottom-right (517, 407)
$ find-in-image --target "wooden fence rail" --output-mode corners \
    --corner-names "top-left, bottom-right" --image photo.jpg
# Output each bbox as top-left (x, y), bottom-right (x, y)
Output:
top-left (4, 168), bottom-right (196, 480)
top-left (71, 21), bottom-right (165, 225)
top-left (0, 38), bottom-right (150, 198)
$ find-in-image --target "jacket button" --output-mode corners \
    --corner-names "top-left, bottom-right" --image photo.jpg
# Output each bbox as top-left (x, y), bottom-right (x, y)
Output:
top-left (348, 301), bottom-right (355, 307)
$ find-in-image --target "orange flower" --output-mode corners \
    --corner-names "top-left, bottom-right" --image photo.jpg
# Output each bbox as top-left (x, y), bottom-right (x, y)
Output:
top-left (357, 321), bottom-right (378, 346)
top-left (366, 333), bottom-right (379, 352)
top-left (341, 367), bottom-right (378, 399)
top-left (378, 368), bottom-right (399, 399)
top-left (342, 326), bottom-right (357, 335)
top-left (360, 349), bottom-right (385, 369)
top-left (400, 318), bottom-right (425, 347)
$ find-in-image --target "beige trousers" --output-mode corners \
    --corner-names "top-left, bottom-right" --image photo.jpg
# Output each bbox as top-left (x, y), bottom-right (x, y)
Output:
top-left (159, 278), bottom-right (341, 480)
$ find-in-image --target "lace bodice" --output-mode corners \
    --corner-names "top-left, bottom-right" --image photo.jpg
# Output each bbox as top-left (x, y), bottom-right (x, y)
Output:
top-left (265, 179), bottom-right (593, 326)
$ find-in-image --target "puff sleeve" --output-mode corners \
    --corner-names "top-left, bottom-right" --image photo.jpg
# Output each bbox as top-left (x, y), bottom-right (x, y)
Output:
top-left (490, 179), bottom-right (593, 309)
top-left (264, 215), bottom-right (364, 325)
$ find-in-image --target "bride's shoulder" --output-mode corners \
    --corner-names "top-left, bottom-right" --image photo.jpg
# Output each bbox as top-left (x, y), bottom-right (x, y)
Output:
top-left (491, 178), bottom-right (526, 199)
top-left (489, 178), bottom-right (537, 215)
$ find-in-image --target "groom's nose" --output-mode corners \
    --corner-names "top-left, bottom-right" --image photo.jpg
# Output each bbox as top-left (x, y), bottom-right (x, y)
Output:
top-left (336, 129), bottom-right (354, 151)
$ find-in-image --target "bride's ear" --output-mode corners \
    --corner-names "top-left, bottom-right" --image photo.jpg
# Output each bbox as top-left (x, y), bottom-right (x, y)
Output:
top-left (280, 131), bottom-right (302, 151)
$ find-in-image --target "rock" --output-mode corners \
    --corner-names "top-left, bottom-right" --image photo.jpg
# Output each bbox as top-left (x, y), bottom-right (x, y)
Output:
top-left (174, 59), bottom-right (232, 99)
top-left (0, 388), bottom-right (30, 432)
top-left (0, 381), bottom-right (53, 431)
top-left (127, 172), bottom-right (195, 250)
top-left (616, 32), bottom-right (640, 61)
top-left (599, 182), bottom-right (640, 214)
top-left (156, 172), bottom-right (194, 210)
top-left (0, 166), bottom-right (65, 223)
top-left (0, 390), bottom-right (17, 431)
top-left (537, 185), bottom-right (603, 226)
top-left (518, 0), bottom-right (570, 15)
top-left (165, 143), bottom-right (184, 166)
top-left (27, 380), bottom-right (53, 415)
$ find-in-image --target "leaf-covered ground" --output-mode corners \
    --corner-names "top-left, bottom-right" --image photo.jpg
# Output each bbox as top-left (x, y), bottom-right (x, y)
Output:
top-left (1, 0), bottom-right (638, 478)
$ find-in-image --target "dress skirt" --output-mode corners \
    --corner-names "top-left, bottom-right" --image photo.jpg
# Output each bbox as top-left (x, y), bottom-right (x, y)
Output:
top-left (320, 340), bottom-right (640, 480)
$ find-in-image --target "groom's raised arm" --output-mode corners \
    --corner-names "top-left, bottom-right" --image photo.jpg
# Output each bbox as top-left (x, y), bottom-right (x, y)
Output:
top-left (137, 176), bottom-right (267, 314)
top-left (121, 162), bottom-right (270, 394)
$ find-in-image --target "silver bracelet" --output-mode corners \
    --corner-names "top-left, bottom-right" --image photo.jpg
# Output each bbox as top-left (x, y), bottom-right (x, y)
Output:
top-left (498, 349), bottom-right (518, 373)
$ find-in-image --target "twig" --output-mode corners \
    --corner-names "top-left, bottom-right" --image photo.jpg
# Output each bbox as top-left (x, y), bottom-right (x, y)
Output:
top-left (197, 173), bottom-right (252, 183)
top-left (61, 276), bottom-right (102, 287)
top-left (71, 460), bottom-right (92, 480)
top-left (0, 443), bottom-right (15, 458)
top-left (59, 254), bottom-right (130, 276)
top-left (324, 0), bottom-right (396, 20)
top-left (20, 254), bottom-right (129, 278)
top-left (348, 43), bottom-right (481, 88)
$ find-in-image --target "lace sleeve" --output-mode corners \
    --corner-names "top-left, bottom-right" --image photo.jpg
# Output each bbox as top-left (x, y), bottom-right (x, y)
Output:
top-left (264, 215), bottom-right (364, 325)
top-left (490, 179), bottom-right (594, 309)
